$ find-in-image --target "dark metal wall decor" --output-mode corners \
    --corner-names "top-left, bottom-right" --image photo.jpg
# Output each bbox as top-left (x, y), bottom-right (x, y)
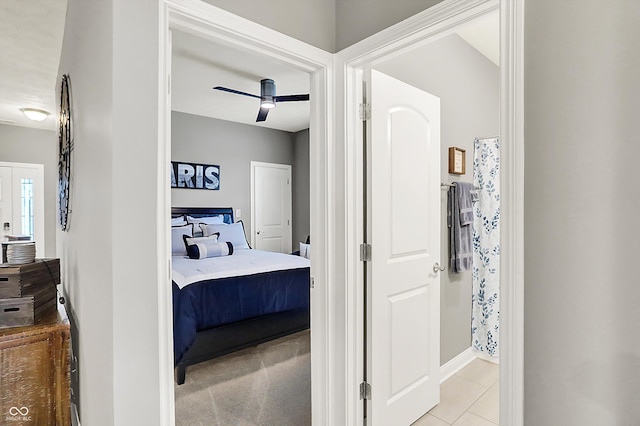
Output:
top-left (171, 161), bottom-right (220, 190)
top-left (58, 74), bottom-right (73, 231)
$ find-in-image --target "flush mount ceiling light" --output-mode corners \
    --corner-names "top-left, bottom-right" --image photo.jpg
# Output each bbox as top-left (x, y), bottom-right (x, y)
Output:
top-left (20, 108), bottom-right (50, 122)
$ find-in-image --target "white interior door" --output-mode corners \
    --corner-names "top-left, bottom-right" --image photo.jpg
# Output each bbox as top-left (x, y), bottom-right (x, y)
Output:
top-left (251, 161), bottom-right (292, 253)
top-left (367, 69), bottom-right (441, 425)
top-left (0, 163), bottom-right (45, 260)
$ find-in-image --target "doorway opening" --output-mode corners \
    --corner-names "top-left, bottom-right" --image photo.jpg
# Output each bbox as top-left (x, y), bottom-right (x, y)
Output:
top-left (340, 0), bottom-right (523, 424)
top-left (162, 9), bottom-right (333, 423)
top-left (371, 11), bottom-right (501, 425)
top-left (0, 161), bottom-right (45, 258)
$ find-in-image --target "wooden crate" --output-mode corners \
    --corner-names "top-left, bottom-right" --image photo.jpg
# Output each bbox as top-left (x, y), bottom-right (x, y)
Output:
top-left (0, 259), bottom-right (59, 323)
top-left (0, 296), bottom-right (34, 329)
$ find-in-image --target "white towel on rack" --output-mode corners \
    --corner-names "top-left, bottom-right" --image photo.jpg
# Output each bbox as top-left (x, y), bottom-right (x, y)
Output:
top-left (458, 182), bottom-right (475, 226)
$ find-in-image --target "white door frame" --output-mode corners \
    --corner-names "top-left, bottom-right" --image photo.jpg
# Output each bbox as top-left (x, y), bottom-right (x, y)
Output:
top-left (250, 161), bottom-right (292, 251)
top-left (337, 0), bottom-right (524, 424)
top-left (158, 1), bottom-right (335, 425)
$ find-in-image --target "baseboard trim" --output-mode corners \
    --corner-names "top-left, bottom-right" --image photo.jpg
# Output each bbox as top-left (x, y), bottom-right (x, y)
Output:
top-left (474, 350), bottom-right (500, 364)
top-left (440, 347), bottom-right (476, 384)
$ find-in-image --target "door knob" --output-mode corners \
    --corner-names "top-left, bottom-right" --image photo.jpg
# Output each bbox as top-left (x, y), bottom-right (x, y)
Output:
top-left (256, 231), bottom-right (261, 235)
top-left (433, 262), bottom-right (445, 273)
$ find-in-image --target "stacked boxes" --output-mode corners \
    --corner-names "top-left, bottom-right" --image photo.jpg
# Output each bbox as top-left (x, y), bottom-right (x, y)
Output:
top-left (0, 258), bottom-right (60, 329)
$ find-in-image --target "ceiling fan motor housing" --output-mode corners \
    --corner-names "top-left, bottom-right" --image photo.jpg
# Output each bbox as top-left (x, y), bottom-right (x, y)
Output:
top-left (260, 79), bottom-right (276, 108)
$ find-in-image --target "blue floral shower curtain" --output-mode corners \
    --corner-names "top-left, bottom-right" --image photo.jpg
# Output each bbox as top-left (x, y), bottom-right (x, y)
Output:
top-left (472, 136), bottom-right (500, 358)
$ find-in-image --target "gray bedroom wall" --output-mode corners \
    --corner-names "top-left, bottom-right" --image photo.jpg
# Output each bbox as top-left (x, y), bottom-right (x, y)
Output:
top-left (172, 111), bottom-right (307, 252)
top-left (376, 34), bottom-right (499, 366)
top-left (292, 129), bottom-right (310, 249)
top-left (202, 0), bottom-right (336, 52)
top-left (524, 1), bottom-right (640, 424)
top-left (0, 124), bottom-right (57, 257)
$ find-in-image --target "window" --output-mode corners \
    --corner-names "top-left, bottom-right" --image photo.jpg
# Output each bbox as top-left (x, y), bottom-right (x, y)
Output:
top-left (20, 178), bottom-right (34, 238)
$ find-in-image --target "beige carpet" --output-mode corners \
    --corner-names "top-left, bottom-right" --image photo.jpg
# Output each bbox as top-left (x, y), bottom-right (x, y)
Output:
top-left (174, 330), bottom-right (311, 426)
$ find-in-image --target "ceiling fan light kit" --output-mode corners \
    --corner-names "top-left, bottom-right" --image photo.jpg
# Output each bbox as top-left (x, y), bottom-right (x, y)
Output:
top-left (260, 79), bottom-right (276, 109)
top-left (213, 78), bottom-right (309, 122)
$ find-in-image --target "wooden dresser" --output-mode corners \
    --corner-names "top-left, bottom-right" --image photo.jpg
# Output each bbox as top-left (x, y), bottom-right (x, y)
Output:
top-left (0, 302), bottom-right (70, 425)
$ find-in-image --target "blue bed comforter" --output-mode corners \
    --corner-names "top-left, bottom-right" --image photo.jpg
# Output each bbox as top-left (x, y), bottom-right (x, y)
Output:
top-left (172, 267), bottom-right (310, 364)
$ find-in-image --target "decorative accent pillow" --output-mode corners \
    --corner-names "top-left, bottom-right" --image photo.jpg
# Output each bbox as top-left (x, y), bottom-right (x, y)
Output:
top-left (199, 221), bottom-right (250, 250)
top-left (299, 242), bottom-right (311, 259)
top-left (171, 224), bottom-right (193, 256)
top-left (182, 233), bottom-right (234, 259)
top-left (186, 215), bottom-right (226, 237)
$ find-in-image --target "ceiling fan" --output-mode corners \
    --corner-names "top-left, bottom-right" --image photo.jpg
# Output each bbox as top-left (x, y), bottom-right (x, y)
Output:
top-left (213, 78), bottom-right (309, 122)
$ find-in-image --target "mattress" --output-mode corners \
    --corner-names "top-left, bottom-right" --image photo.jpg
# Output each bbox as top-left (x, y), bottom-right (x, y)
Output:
top-left (172, 249), bottom-right (311, 364)
top-left (172, 248), bottom-right (310, 289)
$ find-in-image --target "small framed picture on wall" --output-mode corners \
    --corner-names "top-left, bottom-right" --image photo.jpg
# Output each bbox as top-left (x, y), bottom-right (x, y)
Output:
top-left (448, 147), bottom-right (466, 175)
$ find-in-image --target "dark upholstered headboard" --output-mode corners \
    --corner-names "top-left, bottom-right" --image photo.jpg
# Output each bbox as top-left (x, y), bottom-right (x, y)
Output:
top-left (171, 207), bottom-right (234, 224)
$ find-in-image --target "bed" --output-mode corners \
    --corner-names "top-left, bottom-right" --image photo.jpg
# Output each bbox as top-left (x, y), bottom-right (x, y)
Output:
top-left (171, 207), bottom-right (310, 385)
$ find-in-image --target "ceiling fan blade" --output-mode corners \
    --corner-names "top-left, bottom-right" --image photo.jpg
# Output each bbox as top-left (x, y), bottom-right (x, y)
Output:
top-left (256, 107), bottom-right (270, 122)
top-left (213, 86), bottom-right (261, 99)
top-left (274, 94), bottom-right (310, 102)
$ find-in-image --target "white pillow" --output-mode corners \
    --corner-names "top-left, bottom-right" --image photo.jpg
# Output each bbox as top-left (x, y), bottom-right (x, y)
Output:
top-left (299, 242), bottom-right (311, 259)
top-left (171, 224), bottom-right (193, 256)
top-left (186, 215), bottom-right (225, 226)
top-left (171, 216), bottom-right (186, 226)
top-left (200, 221), bottom-right (250, 250)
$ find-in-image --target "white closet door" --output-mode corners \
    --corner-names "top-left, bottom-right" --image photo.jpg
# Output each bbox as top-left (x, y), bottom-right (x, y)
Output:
top-left (251, 161), bottom-right (292, 253)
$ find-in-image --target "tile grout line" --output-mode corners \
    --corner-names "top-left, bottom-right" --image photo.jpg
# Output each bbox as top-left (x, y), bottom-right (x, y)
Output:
top-left (421, 360), bottom-right (499, 426)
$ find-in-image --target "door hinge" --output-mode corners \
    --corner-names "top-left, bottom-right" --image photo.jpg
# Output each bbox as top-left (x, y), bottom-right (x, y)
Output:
top-left (359, 103), bottom-right (371, 121)
top-left (360, 243), bottom-right (372, 262)
top-left (360, 381), bottom-right (371, 400)
top-left (310, 277), bottom-right (315, 289)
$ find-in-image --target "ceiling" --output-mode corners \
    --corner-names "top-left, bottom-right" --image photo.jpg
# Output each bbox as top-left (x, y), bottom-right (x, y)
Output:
top-left (456, 10), bottom-right (499, 66)
top-left (0, 0), bottom-right (67, 130)
top-left (0, 5), bottom-right (497, 134)
top-left (171, 31), bottom-right (311, 133)
top-left (171, 11), bottom-right (497, 134)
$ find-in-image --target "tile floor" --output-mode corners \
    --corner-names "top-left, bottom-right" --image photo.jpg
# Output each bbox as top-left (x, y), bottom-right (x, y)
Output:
top-left (413, 358), bottom-right (499, 426)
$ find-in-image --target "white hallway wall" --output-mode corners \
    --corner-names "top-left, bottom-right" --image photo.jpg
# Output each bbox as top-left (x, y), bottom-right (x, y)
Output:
top-left (58, 0), bottom-right (163, 424)
top-left (57, 0), bottom-right (115, 423)
top-left (524, 0), bottom-right (640, 424)
top-left (57, 0), bottom-right (640, 424)
top-left (203, 0), bottom-right (337, 52)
